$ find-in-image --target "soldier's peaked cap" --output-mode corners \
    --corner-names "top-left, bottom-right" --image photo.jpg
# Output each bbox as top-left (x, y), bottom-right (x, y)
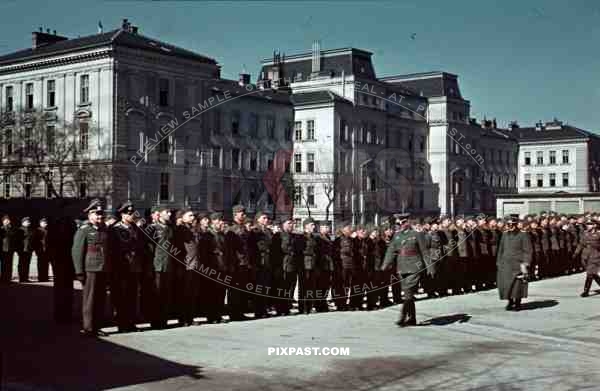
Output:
top-left (21, 216), bottom-right (31, 223)
top-left (117, 202), bottom-right (135, 214)
top-left (303, 217), bottom-right (316, 226)
top-left (394, 213), bottom-right (410, 222)
top-left (84, 198), bottom-right (104, 213)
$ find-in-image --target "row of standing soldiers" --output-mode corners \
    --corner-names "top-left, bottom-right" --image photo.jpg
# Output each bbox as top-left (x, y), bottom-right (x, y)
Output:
top-left (65, 199), bottom-right (598, 335)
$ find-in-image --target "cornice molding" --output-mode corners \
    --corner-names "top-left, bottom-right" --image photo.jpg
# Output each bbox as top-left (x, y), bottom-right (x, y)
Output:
top-left (0, 50), bottom-right (113, 76)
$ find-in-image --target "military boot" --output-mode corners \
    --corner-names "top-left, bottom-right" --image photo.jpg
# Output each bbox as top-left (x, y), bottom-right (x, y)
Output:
top-left (581, 275), bottom-right (593, 297)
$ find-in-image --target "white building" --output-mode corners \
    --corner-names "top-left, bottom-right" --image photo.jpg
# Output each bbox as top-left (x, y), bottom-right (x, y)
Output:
top-left (0, 20), bottom-right (293, 217)
top-left (259, 44), bottom-right (439, 227)
top-left (381, 72), bottom-right (518, 216)
top-left (499, 119), bottom-right (600, 194)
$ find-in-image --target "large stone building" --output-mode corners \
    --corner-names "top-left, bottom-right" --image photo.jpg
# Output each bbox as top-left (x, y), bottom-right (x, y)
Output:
top-left (381, 72), bottom-right (518, 216)
top-left (498, 119), bottom-right (600, 194)
top-left (259, 44), bottom-right (440, 227)
top-left (0, 20), bottom-right (293, 216)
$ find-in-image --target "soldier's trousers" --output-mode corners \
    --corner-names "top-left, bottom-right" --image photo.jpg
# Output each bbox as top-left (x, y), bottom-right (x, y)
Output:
top-left (331, 270), bottom-right (346, 309)
top-left (316, 271), bottom-right (332, 311)
top-left (229, 266), bottom-right (249, 319)
top-left (254, 268), bottom-right (272, 316)
top-left (82, 272), bottom-right (108, 332)
top-left (277, 270), bottom-right (297, 314)
top-left (152, 271), bottom-right (173, 328)
top-left (36, 251), bottom-right (52, 282)
top-left (204, 272), bottom-right (226, 322)
top-left (0, 251), bottom-right (14, 283)
top-left (111, 270), bottom-right (140, 331)
top-left (183, 270), bottom-right (201, 324)
top-left (139, 269), bottom-right (155, 322)
top-left (17, 251), bottom-right (32, 282)
top-left (302, 269), bottom-right (318, 314)
top-left (342, 269), bottom-right (363, 309)
top-left (399, 273), bottom-right (420, 324)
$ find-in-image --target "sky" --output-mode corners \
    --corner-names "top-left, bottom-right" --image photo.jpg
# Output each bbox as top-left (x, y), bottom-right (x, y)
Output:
top-left (0, 0), bottom-right (598, 131)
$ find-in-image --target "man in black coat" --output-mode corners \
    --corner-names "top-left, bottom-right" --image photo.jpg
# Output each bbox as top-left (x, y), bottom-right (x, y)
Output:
top-left (33, 218), bottom-right (51, 282)
top-left (0, 215), bottom-right (17, 284)
top-left (496, 215), bottom-right (532, 311)
top-left (16, 217), bottom-right (34, 283)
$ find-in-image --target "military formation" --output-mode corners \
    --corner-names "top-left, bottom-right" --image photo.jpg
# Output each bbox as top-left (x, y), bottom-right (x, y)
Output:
top-left (2, 199), bottom-right (600, 335)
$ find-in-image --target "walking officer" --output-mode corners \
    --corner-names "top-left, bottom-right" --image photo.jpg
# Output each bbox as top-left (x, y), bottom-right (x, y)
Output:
top-left (382, 213), bottom-right (434, 327)
top-left (573, 219), bottom-right (600, 297)
top-left (71, 199), bottom-right (111, 337)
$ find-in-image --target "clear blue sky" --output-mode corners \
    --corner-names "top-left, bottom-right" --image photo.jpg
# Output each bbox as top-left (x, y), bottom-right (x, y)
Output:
top-left (1, 0), bottom-right (598, 131)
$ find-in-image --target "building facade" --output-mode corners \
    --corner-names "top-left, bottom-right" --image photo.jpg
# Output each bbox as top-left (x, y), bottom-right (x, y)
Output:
top-left (259, 45), bottom-right (439, 228)
top-left (500, 119), bottom-right (600, 195)
top-left (0, 21), bottom-right (293, 217)
top-left (381, 72), bottom-right (519, 217)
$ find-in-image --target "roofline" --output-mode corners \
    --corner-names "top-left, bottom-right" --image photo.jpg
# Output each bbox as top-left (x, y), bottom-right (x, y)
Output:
top-left (497, 192), bottom-right (600, 199)
top-left (379, 71), bottom-right (458, 82)
top-left (260, 47), bottom-right (373, 65)
top-left (0, 38), bottom-right (114, 66)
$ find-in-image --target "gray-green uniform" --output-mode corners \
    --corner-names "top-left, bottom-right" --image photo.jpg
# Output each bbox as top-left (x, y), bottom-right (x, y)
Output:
top-left (382, 225), bottom-right (432, 326)
top-left (496, 229), bottom-right (531, 305)
top-left (72, 220), bottom-right (110, 333)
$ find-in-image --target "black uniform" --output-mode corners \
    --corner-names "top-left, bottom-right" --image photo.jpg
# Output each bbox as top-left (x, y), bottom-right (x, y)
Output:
top-left (0, 223), bottom-right (17, 283)
top-left (33, 224), bottom-right (50, 282)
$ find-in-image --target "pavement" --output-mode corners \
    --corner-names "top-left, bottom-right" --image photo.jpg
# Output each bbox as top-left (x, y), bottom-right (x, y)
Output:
top-left (2, 266), bottom-right (600, 391)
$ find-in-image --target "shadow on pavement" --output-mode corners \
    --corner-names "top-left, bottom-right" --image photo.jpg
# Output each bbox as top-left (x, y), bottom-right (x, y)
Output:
top-left (519, 299), bottom-right (559, 311)
top-left (0, 282), bottom-right (203, 391)
top-left (419, 313), bottom-right (472, 326)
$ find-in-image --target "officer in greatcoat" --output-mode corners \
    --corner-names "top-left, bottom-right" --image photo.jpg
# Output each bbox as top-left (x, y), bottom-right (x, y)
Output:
top-left (71, 199), bottom-right (111, 337)
top-left (496, 215), bottom-right (532, 311)
top-left (382, 213), bottom-right (433, 327)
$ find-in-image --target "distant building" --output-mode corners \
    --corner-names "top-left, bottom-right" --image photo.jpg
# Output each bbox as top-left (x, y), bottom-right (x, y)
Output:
top-left (382, 72), bottom-right (518, 216)
top-left (259, 43), bottom-right (439, 228)
top-left (498, 119), bottom-right (600, 195)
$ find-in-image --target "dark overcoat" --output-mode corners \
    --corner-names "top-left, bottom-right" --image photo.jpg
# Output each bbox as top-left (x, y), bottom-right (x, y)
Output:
top-left (496, 230), bottom-right (532, 300)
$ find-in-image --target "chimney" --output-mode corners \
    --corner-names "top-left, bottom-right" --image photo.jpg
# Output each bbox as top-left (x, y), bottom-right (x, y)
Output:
top-left (535, 121), bottom-right (544, 131)
top-left (508, 120), bottom-right (519, 130)
top-left (32, 30), bottom-right (68, 49)
top-left (492, 118), bottom-right (497, 129)
top-left (239, 73), bottom-right (251, 86)
top-left (311, 40), bottom-right (321, 74)
top-left (122, 18), bottom-right (130, 30)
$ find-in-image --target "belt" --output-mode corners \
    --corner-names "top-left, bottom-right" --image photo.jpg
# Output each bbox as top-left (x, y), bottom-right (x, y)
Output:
top-left (399, 249), bottom-right (418, 256)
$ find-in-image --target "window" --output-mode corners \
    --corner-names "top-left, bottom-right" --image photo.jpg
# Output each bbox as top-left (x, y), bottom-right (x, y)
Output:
top-left (294, 153), bottom-right (302, 173)
top-left (160, 173), bottom-right (169, 201)
top-left (307, 186), bottom-right (315, 207)
top-left (47, 80), bottom-right (55, 107)
top-left (232, 148), bottom-right (240, 170)
top-left (5, 86), bottom-right (13, 112)
top-left (536, 151), bottom-right (543, 165)
top-left (294, 121), bottom-right (302, 141)
top-left (536, 174), bottom-right (543, 187)
top-left (339, 151), bottom-right (346, 174)
top-left (249, 113), bottom-right (258, 138)
top-left (549, 150), bottom-right (556, 165)
top-left (549, 173), bottom-right (556, 187)
top-left (267, 152), bottom-right (274, 171)
top-left (562, 173), bottom-right (569, 187)
top-left (524, 152), bottom-right (531, 166)
top-left (250, 151), bottom-right (257, 171)
top-left (419, 136), bottom-right (425, 152)
top-left (454, 140), bottom-right (459, 154)
top-left (213, 109), bottom-right (221, 135)
top-left (231, 111), bottom-right (240, 135)
top-left (267, 116), bottom-right (275, 139)
top-left (339, 119), bottom-right (347, 142)
top-left (25, 83), bottom-right (34, 110)
top-left (79, 122), bottom-right (89, 152)
top-left (285, 120), bottom-right (293, 141)
top-left (159, 78), bottom-right (169, 107)
top-left (307, 153), bottom-right (315, 173)
top-left (80, 75), bottom-right (89, 103)
top-left (294, 185), bottom-right (302, 207)
top-left (408, 135), bottom-right (413, 152)
top-left (524, 174), bottom-right (531, 188)
top-left (79, 172), bottom-right (87, 198)
top-left (159, 137), bottom-right (169, 154)
top-left (23, 172), bottom-right (32, 199)
top-left (3, 174), bottom-right (11, 198)
top-left (306, 120), bottom-right (315, 140)
top-left (562, 150), bottom-right (569, 164)
top-left (212, 147), bottom-right (221, 168)
top-left (46, 125), bottom-right (55, 154)
top-left (419, 190), bottom-right (424, 209)
top-left (369, 176), bottom-right (376, 191)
